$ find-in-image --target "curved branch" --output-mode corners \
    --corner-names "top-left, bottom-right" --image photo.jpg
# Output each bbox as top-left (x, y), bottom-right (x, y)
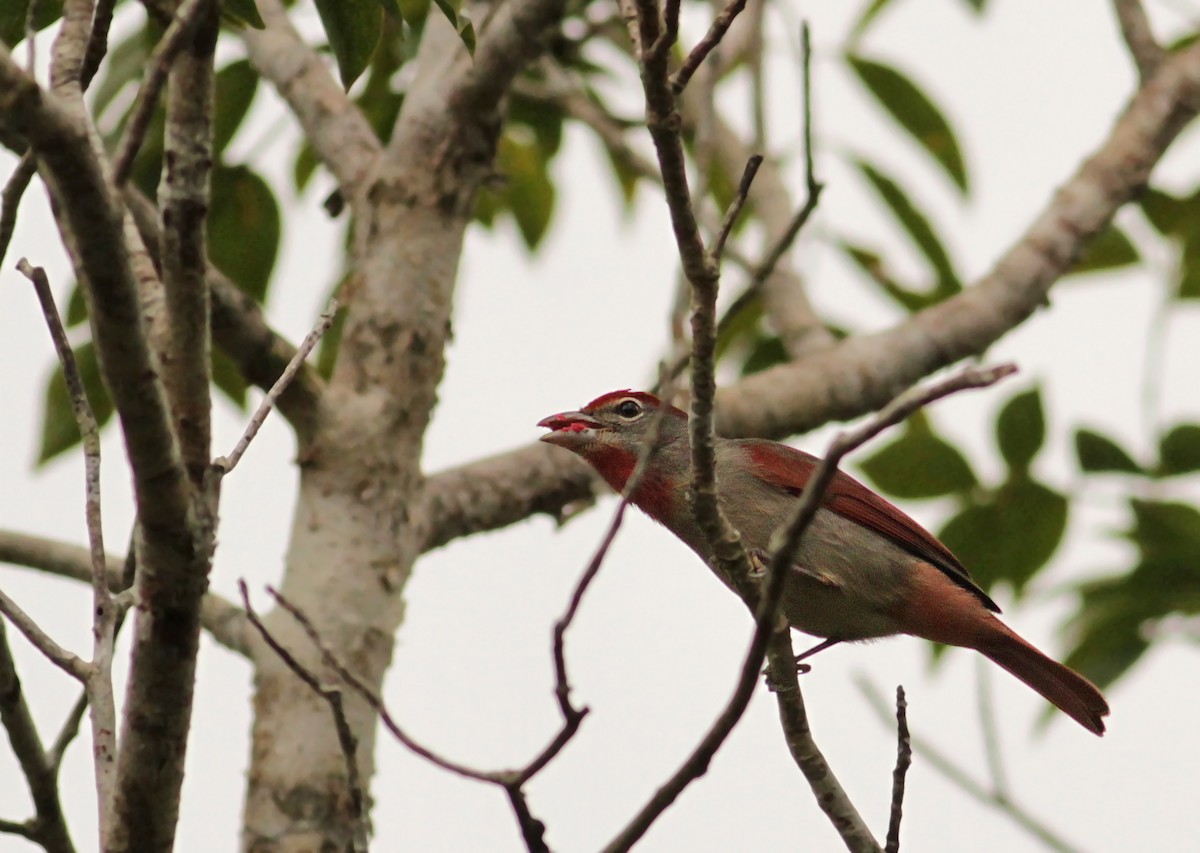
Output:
top-left (0, 530), bottom-right (250, 658)
top-left (421, 40), bottom-right (1200, 546)
top-left (241, 0), bottom-right (381, 206)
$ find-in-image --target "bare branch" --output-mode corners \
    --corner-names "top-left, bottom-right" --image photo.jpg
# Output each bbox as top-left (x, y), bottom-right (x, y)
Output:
top-left (16, 257), bottom-right (119, 833)
top-left (1112, 0), bottom-right (1163, 82)
top-left (710, 155), bottom-right (762, 263)
top-left (213, 300), bottom-right (338, 476)
top-left (0, 590), bottom-right (89, 682)
top-left (0, 529), bottom-right (250, 657)
top-left (885, 686), bottom-right (912, 853)
top-left (123, 188), bottom-right (324, 440)
top-left (112, 0), bottom-right (216, 187)
top-left (0, 619), bottom-right (76, 853)
top-left (857, 678), bottom-right (1084, 853)
top-left (242, 0), bottom-right (381, 204)
top-left (670, 0), bottom-right (748, 95)
top-left (0, 152), bottom-right (35, 269)
top-left (48, 691), bottom-right (91, 779)
top-left (237, 583), bottom-right (368, 852)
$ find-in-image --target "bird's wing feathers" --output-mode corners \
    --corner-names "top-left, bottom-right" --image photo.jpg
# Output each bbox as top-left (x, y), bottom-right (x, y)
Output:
top-left (739, 439), bottom-right (1000, 613)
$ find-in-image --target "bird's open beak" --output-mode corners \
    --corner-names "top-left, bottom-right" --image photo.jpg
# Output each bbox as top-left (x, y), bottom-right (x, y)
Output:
top-left (537, 410), bottom-right (603, 448)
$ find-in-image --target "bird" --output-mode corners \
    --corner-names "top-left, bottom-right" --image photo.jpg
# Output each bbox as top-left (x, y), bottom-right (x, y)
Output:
top-left (538, 389), bottom-right (1110, 735)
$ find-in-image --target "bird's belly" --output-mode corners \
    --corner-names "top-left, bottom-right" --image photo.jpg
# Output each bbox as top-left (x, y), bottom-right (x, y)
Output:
top-left (781, 574), bottom-right (903, 640)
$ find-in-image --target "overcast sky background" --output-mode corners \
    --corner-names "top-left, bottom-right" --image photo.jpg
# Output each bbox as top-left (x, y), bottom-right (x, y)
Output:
top-left (2, 0), bottom-right (1200, 850)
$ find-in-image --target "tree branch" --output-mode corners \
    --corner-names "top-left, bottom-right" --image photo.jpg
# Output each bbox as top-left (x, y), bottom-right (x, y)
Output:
top-left (0, 529), bottom-right (251, 658)
top-left (241, 0), bottom-right (381, 207)
top-left (1112, 0), bottom-right (1163, 82)
top-left (0, 619), bottom-right (76, 853)
top-left (885, 686), bottom-right (911, 853)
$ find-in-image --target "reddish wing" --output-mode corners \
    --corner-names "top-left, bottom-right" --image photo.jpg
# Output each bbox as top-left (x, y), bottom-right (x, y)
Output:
top-left (740, 439), bottom-right (999, 613)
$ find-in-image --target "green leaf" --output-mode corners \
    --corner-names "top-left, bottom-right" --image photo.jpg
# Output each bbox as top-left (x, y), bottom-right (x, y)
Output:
top-left (1075, 428), bottom-right (1141, 473)
top-left (431, 0), bottom-right (475, 54)
top-left (939, 476), bottom-right (1067, 594)
top-left (314, 0), bottom-right (383, 89)
top-left (38, 342), bottom-right (115, 464)
top-left (208, 165), bottom-right (281, 301)
top-left (1159, 424), bottom-right (1200, 475)
top-left (212, 347), bottom-right (248, 409)
top-left (1061, 604), bottom-right (1149, 692)
top-left (1067, 225), bottom-right (1139, 276)
top-left (375, 0), bottom-right (403, 18)
top-left (859, 415), bottom-right (977, 499)
top-left (482, 134), bottom-right (556, 250)
top-left (848, 56), bottom-right (968, 194)
top-left (0, 0), bottom-right (62, 48)
top-left (740, 335), bottom-right (787, 377)
top-left (1140, 187), bottom-right (1185, 235)
top-left (960, 0), bottom-right (988, 11)
top-left (65, 282), bottom-right (88, 327)
top-left (856, 160), bottom-right (961, 296)
top-left (995, 387), bottom-right (1044, 471)
top-left (293, 142), bottom-right (319, 191)
top-left (1139, 187), bottom-right (1200, 299)
top-left (224, 0), bottom-right (265, 28)
top-left (838, 240), bottom-right (936, 312)
top-left (213, 60), bottom-right (259, 156)
top-left (1126, 499), bottom-right (1200, 565)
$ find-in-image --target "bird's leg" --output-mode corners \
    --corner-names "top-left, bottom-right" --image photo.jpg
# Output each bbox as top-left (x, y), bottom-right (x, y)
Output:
top-left (793, 638), bottom-right (841, 674)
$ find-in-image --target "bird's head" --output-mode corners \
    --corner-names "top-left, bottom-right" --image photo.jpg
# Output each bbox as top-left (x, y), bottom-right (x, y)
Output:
top-left (537, 390), bottom-right (687, 492)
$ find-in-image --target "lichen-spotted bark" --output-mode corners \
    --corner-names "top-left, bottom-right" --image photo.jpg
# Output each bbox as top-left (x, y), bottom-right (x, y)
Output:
top-left (241, 5), bottom-right (564, 844)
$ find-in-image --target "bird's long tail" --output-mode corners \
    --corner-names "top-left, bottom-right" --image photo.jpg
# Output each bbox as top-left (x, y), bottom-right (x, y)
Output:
top-left (976, 622), bottom-right (1110, 736)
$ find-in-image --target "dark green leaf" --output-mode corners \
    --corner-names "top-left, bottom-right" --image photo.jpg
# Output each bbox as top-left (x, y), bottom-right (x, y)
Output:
top-left (375, 0), bottom-right (403, 18)
top-left (856, 160), bottom-right (961, 295)
top-left (396, 0), bottom-right (430, 28)
top-left (482, 134), bottom-right (556, 250)
top-left (940, 477), bottom-right (1067, 594)
top-left (314, 0), bottom-right (383, 89)
top-left (1075, 428), bottom-right (1141, 473)
top-left (212, 348), bottom-right (248, 409)
top-left (848, 57), bottom-right (968, 194)
top-left (838, 240), bottom-right (936, 312)
top-left (996, 387), bottom-right (1044, 471)
top-left (960, 0), bottom-right (988, 11)
top-left (293, 142), bottom-right (319, 191)
top-left (1160, 424), bottom-right (1200, 475)
top-left (859, 415), bottom-right (977, 499)
top-left (0, 0), bottom-right (62, 48)
top-left (740, 335), bottom-right (787, 377)
top-left (1140, 187), bottom-right (1186, 235)
top-left (1061, 605), bottom-right (1149, 692)
top-left (1180, 237), bottom-right (1200, 299)
top-left (431, 0), bottom-right (474, 54)
top-left (65, 282), bottom-right (88, 327)
top-left (208, 165), bottom-right (281, 301)
top-left (213, 60), bottom-right (259, 156)
top-left (38, 342), bottom-right (114, 464)
top-left (1068, 225), bottom-right (1139, 276)
top-left (224, 0), bottom-right (265, 28)
top-left (1126, 499), bottom-right (1200, 565)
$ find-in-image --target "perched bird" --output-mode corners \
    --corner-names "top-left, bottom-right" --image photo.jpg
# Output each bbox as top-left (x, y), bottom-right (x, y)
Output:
top-left (538, 389), bottom-right (1109, 735)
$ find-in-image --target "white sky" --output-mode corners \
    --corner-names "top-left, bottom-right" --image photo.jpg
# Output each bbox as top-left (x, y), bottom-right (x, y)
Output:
top-left (2, 1), bottom-right (1199, 851)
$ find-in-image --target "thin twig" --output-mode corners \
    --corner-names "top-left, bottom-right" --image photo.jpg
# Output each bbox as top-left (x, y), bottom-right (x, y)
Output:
top-left (48, 690), bottom-right (91, 779)
top-left (237, 582), bottom-right (369, 852)
top-left (715, 23), bottom-right (823, 341)
top-left (885, 686), bottom-right (912, 853)
top-left (857, 677), bottom-right (1083, 853)
top-left (0, 618), bottom-right (77, 853)
top-left (0, 153), bottom-right (36, 270)
top-left (214, 299), bottom-right (338, 476)
top-left (671, 0), bottom-right (749, 94)
top-left (710, 155), bottom-right (762, 263)
top-left (1113, 0), bottom-right (1164, 82)
top-left (80, 0), bottom-right (117, 88)
top-left (260, 585), bottom-right (495, 783)
top-left (111, 0), bottom-right (213, 187)
top-left (0, 589), bottom-right (89, 682)
top-left (17, 258), bottom-right (119, 827)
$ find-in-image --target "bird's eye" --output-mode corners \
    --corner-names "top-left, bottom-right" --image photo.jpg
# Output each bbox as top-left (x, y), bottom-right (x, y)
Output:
top-left (615, 399), bottom-right (643, 419)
